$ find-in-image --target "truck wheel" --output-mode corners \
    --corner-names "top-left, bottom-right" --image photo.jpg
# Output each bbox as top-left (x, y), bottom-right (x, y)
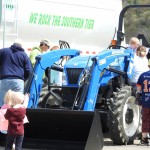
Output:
top-left (108, 86), bottom-right (140, 145)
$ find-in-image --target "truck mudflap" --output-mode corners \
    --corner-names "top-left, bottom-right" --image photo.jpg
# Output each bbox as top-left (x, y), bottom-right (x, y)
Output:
top-left (23, 109), bottom-right (103, 150)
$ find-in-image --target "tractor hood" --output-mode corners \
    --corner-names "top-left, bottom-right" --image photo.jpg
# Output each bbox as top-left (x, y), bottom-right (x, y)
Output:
top-left (65, 55), bottom-right (95, 69)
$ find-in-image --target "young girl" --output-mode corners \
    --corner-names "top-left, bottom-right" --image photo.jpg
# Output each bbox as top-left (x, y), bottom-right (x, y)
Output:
top-left (132, 46), bottom-right (149, 82)
top-left (0, 90), bottom-right (12, 133)
top-left (130, 46), bottom-right (149, 94)
top-left (4, 90), bottom-right (29, 150)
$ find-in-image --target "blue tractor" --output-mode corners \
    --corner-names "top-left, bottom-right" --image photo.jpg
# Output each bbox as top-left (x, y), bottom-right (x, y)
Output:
top-left (1, 5), bottom-right (149, 150)
top-left (23, 5), bottom-right (150, 149)
top-left (25, 48), bottom-right (139, 148)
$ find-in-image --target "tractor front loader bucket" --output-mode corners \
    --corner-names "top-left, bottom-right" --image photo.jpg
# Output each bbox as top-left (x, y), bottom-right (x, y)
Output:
top-left (23, 109), bottom-right (103, 150)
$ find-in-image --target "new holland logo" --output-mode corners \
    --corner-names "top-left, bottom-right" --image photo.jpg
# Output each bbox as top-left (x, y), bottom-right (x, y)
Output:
top-left (74, 63), bottom-right (78, 66)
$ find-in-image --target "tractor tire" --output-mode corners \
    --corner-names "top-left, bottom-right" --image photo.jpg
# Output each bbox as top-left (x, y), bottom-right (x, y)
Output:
top-left (38, 92), bottom-right (61, 108)
top-left (38, 86), bottom-right (48, 107)
top-left (38, 87), bottom-right (62, 108)
top-left (108, 86), bottom-right (140, 145)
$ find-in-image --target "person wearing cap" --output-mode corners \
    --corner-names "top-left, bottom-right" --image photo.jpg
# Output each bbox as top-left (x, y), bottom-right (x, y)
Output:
top-left (0, 39), bottom-right (32, 107)
top-left (29, 39), bottom-right (50, 66)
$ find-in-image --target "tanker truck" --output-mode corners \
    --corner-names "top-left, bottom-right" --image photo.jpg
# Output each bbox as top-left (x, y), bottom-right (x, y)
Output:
top-left (0, 0), bottom-right (123, 54)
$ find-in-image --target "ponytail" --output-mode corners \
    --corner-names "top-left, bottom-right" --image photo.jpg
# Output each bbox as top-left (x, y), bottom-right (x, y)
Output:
top-left (136, 46), bottom-right (146, 57)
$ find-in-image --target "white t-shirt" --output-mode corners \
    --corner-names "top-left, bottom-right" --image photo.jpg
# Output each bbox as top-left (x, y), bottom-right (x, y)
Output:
top-left (131, 56), bottom-right (149, 83)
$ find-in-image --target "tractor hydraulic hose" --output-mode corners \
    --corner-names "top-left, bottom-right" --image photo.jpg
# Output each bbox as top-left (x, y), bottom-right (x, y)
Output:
top-left (72, 56), bottom-right (91, 110)
top-left (57, 40), bottom-right (71, 67)
top-left (77, 59), bottom-right (96, 110)
top-left (51, 65), bottom-right (63, 72)
top-left (48, 67), bottom-right (51, 91)
top-left (59, 40), bottom-right (70, 49)
top-left (107, 68), bottom-right (126, 75)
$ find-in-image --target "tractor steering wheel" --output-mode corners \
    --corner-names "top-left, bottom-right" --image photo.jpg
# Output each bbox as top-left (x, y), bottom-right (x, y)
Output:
top-left (108, 45), bottom-right (127, 49)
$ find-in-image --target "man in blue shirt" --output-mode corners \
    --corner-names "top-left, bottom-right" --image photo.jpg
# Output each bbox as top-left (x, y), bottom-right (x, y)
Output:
top-left (137, 70), bottom-right (150, 145)
top-left (0, 39), bottom-right (32, 107)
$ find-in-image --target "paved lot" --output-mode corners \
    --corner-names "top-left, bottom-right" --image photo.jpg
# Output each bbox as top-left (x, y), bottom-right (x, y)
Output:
top-left (103, 138), bottom-right (149, 150)
top-left (0, 138), bottom-right (149, 150)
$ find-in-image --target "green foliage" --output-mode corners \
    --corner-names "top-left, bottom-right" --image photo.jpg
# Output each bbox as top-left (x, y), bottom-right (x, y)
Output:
top-left (122, 0), bottom-right (150, 44)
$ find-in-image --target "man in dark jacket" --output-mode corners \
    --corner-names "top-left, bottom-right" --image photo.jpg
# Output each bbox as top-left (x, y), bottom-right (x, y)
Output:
top-left (0, 39), bottom-right (32, 107)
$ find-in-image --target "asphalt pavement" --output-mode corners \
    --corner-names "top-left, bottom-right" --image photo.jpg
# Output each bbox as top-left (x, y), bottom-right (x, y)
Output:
top-left (103, 138), bottom-right (149, 150)
top-left (0, 138), bottom-right (148, 150)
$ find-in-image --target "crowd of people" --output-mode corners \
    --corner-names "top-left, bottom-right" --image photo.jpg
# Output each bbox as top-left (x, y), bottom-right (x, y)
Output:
top-left (0, 37), bottom-right (150, 149)
top-left (128, 37), bottom-right (150, 145)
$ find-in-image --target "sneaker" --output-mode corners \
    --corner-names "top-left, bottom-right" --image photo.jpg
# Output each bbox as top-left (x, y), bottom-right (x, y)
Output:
top-left (140, 137), bottom-right (149, 146)
top-left (0, 130), bottom-right (7, 134)
top-left (11, 143), bottom-right (15, 150)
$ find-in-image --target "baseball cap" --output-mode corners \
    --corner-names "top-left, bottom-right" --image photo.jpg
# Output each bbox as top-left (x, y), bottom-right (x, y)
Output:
top-left (40, 39), bottom-right (50, 47)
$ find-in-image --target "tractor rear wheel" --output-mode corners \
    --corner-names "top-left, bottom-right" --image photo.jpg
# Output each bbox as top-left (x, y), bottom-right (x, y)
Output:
top-left (108, 86), bottom-right (140, 145)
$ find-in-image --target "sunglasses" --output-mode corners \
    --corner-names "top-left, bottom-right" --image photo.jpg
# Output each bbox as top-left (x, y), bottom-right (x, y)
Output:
top-left (40, 43), bottom-right (49, 47)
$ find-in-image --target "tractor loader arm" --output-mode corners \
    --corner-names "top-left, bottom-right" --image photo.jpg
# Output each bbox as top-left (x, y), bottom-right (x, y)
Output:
top-left (22, 49), bottom-right (104, 150)
top-left (25, 49), bottom-right (80, 108)
top-left (83, 49), bottom-right (133, 111)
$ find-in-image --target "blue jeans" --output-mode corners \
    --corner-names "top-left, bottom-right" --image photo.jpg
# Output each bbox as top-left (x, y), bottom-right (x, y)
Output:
top-left (0, 79), bottom-right (24, 107)
top-left (5, 134), bottom-right (24, 150)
